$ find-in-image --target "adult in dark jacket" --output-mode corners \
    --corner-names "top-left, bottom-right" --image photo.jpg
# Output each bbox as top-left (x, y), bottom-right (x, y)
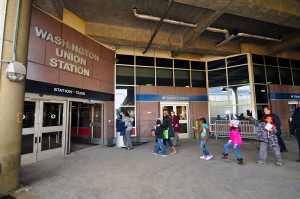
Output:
top-left (291, 100), bottom-right (300, 162)
top-left (161, 111), bottom-right (177, 154)
top-left (263, 106), bottom-right (288, 152)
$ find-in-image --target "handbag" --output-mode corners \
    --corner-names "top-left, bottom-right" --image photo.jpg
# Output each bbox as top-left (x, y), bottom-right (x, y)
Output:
top-left (168, 127), bottom-right (175, 138)
top-left (163, 129), bottom-right (168, 139)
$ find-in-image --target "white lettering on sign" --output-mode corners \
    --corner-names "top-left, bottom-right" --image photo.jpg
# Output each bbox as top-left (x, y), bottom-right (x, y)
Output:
top-left (162, 96), bottom-right (189, 101)
top-left (54, 88), bottom-right (86, 96)
top-left (56, 48), bottom-right (87, 66)
top-left (35, 27), bottom-right (99, 61)
top-left (50, 58), bottom-right (90, 76)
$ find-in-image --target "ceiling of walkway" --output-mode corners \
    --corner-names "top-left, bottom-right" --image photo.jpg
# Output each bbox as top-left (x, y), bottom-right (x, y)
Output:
top-left (33, 0), bottom-right (300, 57)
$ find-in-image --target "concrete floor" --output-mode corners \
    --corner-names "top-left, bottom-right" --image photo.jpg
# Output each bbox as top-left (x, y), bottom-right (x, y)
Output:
top-left (10, 138), bottom-right (300, 199)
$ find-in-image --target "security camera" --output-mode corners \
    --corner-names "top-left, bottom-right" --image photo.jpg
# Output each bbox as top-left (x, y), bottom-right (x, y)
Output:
top-left (6, 62), bottom-right (26, 81)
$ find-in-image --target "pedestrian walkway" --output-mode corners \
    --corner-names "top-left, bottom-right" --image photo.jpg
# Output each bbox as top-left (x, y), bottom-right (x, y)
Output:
top-left (9, 138), bottom-right (300, 199)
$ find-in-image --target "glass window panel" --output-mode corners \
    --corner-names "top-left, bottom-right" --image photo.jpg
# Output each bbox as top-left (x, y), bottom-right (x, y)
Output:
top-left (255, 85), bottom-right (268, 103)
top-left (71, 102), bottom-right (79, 127)
top-left (179, 123), bottom-right (187, 134)
top-left (264, 56), bottom-right (278, 66)
top-left (291, 60), bottom-right (300, 69)
top-left (116, 86), bottom-right (135, 106)
top-left (253, 65), bottom-right (266, 83)
top-left (278, 58), bottom-right (290, 67)
top-left (266, 66), bottom-right (280, 84)
top-left (256, 105), bottom-right (267, 120)
top-left (207, 59), bottom-right (225, 70)
top-left (228, 66), bottom-right (249, 85)
top-left (176, 106), bottom-right (187, 120)
top-left (116, 54), bottom-right (134, 65)
top-left (41, 131), bottom-right (62, 151)
top-left (21, 134), bottom-right (34, 155)
top-left (23, 101), bottom-right (35, 128)
top-left (79, 104), bottom-right (91, 127)
top-left (116, 66), bottom-right (134, 85)
top-left (227, 55), bottom-right (247, 67)
top-left (156, 68), bottom-right (173, 86)
top-left (191, 61), bottom-right (205, 70)
top-left (235, 85), bottom-right (251, 105)
top-left (136, 67), bottom-right (155, 85)
top-left (252, 54), bottom-right (264, 65)
top-left (43, 103), bottom-right (63, 127)
top-left (156, 58), bottom-right (173, 68)
top-left (292, 69), bottom-right (300, 85)
top-left (136, 56), bottom-right (154, 66)
top-left (174, 60), bottom-right (190, 69)
top-left (191, 71), bottom-right (206, 88)
top-left (174, 70), bottom-right (190, 87)
top-left (208, 69), bottom-right (227, 87)
top-left (280, 68), bottom-right (293, 85)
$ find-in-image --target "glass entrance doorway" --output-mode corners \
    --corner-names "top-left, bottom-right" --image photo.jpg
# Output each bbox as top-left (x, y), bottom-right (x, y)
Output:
top-left (70, 102), bottom-right (103, 152)
top-left (22, 100), bottom-right (66, 164)
top-left (160, 103), bottom-right (189, 138)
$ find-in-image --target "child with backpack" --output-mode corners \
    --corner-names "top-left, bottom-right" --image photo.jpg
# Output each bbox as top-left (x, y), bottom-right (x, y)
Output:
top-left (193, 117), bottom-right (213, 160)
top-left (220, 120), bottom-right (244, 165)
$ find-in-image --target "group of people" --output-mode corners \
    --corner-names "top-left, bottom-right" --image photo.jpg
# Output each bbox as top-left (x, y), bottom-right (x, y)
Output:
top-left (151, 111), bottom-right (181, 156)
top-left (151, 102), bottom-right (300, 166)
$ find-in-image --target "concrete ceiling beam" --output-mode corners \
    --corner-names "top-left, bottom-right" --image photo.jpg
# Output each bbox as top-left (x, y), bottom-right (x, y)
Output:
top-left (50, 0), bottom-right (64, 19)
top-left (176, 0), bottom-right (300, 30)
top-left (268, 32), bottom-right (300, 55)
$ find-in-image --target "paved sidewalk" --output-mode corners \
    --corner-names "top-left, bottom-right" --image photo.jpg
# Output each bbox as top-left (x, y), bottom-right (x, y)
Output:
top-left (9, 138), bottom-right (300, 199)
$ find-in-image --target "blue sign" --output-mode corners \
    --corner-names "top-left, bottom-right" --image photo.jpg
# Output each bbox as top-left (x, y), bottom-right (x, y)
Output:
top-left (269, 93), bottom-right (300, 100)
top-left (136, 94), bottom-right (208, 102)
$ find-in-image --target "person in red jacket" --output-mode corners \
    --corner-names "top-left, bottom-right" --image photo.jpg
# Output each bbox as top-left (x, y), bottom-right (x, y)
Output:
top-left (170, 111), bottom-right (180, 146)
top-left (221, 120), bottom-right (244, 165)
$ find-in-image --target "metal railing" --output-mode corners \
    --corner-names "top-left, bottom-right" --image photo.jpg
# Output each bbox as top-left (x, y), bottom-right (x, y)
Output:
top-left (210, 120), bottom-right (257, 140)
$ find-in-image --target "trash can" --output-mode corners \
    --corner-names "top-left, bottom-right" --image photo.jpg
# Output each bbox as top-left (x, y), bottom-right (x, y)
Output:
top-left (116, 131), bottom-right (125, 147)
top-left (194, 119), bottom-right (200, 140)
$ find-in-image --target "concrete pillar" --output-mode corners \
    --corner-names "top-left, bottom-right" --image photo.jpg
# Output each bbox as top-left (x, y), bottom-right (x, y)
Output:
top-left (0, 0), bottom-right (32, 196)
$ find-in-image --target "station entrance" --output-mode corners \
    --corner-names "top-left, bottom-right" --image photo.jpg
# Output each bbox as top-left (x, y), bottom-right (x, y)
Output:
top-left (160, 102), bottom-right (189, 138)
top-left (21, 94), bottom-right (105, 164)
top-left (22, 100), bottom-right (66, 164)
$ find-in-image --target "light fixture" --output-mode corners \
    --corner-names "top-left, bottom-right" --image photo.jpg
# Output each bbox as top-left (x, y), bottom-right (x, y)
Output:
top-left (6, 62), bottom-right (26, 81)
top-left (222, 87), bottom-right (228, 93)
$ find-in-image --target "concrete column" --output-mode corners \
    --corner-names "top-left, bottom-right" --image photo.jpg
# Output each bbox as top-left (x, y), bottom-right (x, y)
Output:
top-left (0, 0), bottom-right (32, 196)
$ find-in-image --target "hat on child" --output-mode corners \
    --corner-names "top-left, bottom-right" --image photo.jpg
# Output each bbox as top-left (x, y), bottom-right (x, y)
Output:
top-left (230, 120), bottom-right (239, 127)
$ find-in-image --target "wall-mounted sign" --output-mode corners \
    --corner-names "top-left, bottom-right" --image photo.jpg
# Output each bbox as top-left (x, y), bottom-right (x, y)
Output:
top-left (25, 80), bottom-right (114, 101)
top-left (34, 26), bottom-right (101, 77)
top-left (269, 93), bottom-right (300, 100)
top-left (136, 94), bottom-right (208, 102)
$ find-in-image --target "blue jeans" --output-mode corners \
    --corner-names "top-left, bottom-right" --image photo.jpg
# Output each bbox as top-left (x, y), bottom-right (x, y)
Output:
top-left (200, 140), bottom-right (210, 156)
top-left (154, 138), bottom-right (167, 155)
top-left (224, 142), bottom-right (242, 159)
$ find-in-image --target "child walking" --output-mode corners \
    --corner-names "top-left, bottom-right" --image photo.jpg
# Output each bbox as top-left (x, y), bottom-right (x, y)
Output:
top-left (246, 115), bottom-right (284, 166)
top-left (152, 119), bottom-right (167, 157)
top-left (221, 120), bottom-right (244, 165)
top-left (193, 117), bottom-right (213, 160)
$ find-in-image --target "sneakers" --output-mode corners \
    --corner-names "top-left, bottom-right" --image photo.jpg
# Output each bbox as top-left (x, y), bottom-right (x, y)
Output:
top-left (221, 154), bottom-right (228, 160)
top-left (152, 152), bottom-right (158, 155)
top-left (237, 159), bottom-right (244, 165)
top-left (162, 154), bottom-right (168, 157)
top-left (205, 155), bottom-right (213, 160)
top-left (256, 160), bottom-right (265, 165)
top-left (275, 162), bottom-right (284, 166)
top-left (200, 155), bottom-right (206, 159)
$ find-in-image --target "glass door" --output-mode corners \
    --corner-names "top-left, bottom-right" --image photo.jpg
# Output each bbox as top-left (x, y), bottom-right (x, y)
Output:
top-left (91, 104), bottom-right (103, 144)
top-left (160, 103), bottom-right (189, 138)
top-left (21, 100), bottom-right (66, 164)
top-left (38, 101), bottom-right (66, 161)
top-left (21, 100), bottom-right (39, 164)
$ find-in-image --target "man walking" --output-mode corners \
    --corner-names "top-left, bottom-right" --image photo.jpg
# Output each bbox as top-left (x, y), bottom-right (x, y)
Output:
top-left (291, 100), bottom-right (300, 162)
top-left (263, 106), bottom-right (288, 153)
